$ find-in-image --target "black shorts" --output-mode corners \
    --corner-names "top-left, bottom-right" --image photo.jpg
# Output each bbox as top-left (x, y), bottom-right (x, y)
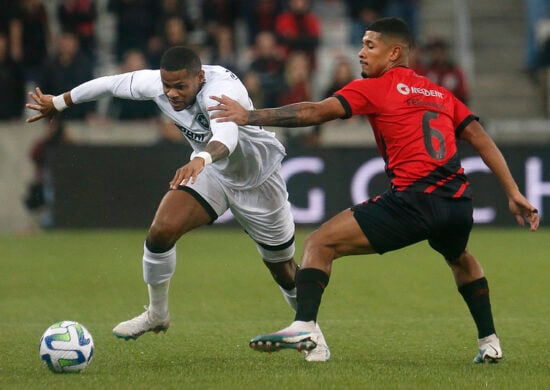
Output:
top-left (351, 190), bottom-right (473, 260)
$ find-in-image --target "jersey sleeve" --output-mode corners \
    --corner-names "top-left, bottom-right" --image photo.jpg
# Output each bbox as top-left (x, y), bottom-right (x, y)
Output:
top-left (71, 70), bottom-right (162, 104)
top-left (333, 78), bottom-right (382, 117)
top-left (452, 96), bottom-right (478, 137)
top-left (201, 79), bottom-right (251, 155)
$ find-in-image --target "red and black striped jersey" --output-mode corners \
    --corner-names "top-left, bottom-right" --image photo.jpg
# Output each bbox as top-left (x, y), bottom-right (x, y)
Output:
top-left (334, 66), bottom-right (474, 198)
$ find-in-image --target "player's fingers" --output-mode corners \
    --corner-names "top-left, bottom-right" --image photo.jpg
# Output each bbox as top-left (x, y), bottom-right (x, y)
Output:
top-left (179, 177), bottom-right (190, 187)
top-left (529, 209), bottom-right (539, 231)
top-left (26, 113), bottom-right (46, 123)
top-left (190, 167), bottom-right (204, 184)
top-left (215, 117), bottom-right (231, 123)
top-left (28, 92), bottom-right (40, 104)
top-left (209, 95), bottom-right (223, 103)
top-left (169, 169), bottom-right (184, 189)
top-left (35, 87), bottom-right (43, 97)
top-left (514, 214), bottom-right (525, 227)
top-left (178, 170), bottom-right (193, 187)
top-left (210, 111), bottom-right (232, 121)
top-left (209, 111), bottom-right (227, 120)
top-left (530, 218), bottom-right (539, 231)
top-left (171, 176), bottom-right (185, 189)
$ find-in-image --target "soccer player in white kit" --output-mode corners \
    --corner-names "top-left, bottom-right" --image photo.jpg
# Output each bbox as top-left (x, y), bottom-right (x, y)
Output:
top-left (26, 46), bottom-right (330, 362)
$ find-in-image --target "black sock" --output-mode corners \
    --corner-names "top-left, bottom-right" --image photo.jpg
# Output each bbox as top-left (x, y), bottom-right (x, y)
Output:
top-left (294, 268), bottom-right (330, 322)
top-left (458, 277), bottom-right (496, 339)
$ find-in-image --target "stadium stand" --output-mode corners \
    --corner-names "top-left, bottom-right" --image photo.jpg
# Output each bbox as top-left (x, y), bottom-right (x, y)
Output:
top-left (1, 0), bottom-right (549, 233)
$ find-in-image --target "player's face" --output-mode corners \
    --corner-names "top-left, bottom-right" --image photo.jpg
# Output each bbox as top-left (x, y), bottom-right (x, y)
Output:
top-left (358, 31), bottom-right (394, 78)
top-left (161, 68), bottom-right (205, 111)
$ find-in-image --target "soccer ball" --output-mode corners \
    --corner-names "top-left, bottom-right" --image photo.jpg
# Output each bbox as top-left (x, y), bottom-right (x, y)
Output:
top-left (39, 321), bottom-right (94, 373)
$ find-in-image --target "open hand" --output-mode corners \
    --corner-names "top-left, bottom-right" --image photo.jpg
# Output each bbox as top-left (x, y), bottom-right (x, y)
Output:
top-left (26, 87), bottom-right (57, 123)
top-left (169, 157), bottom-right (207, 189)
top-left (207, 95), bottom-right (249, 125)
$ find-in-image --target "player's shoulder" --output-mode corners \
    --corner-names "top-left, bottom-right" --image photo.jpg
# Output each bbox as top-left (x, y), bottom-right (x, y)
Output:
top-left (201, 65), bottom-right (245, 97)
top-left (130, 69), bottom-right (161, 82)
top-left (129, 69), bottom-right (163, 96)
top-left (203, 65), bottom-right (239, 81)
top-left (388, 67), bottom-right (449, 95)
top-left (400, 67), bottom-right (444, 88)
top-left (387, 66), bottom-right (425, 83)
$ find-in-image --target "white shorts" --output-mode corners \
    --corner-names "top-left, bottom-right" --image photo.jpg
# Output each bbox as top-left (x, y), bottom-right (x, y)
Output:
top-left (184, 166), bottom-right (295, 248)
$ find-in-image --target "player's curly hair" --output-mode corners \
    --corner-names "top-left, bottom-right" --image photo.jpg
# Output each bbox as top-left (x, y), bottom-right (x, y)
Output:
top-left (160, 46), bottom-right (202, 74)
top-left (367, 17), bottom-right (412, 47)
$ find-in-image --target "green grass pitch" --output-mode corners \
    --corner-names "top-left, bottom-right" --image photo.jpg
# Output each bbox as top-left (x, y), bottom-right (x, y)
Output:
top-left (1, 227), bottom-right (549, 389)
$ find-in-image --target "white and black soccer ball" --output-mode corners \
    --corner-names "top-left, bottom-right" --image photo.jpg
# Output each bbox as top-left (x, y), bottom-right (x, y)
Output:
top-left (39, 321), bottom-right (94, 373)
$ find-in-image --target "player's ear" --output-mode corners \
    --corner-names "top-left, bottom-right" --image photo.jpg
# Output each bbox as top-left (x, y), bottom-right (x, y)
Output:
top-left (389, 44), bottom-right (402, 62)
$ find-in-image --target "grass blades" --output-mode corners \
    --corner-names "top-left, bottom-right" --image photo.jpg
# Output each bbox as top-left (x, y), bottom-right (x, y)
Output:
top-left (1, 227), bottom-right (549, 389)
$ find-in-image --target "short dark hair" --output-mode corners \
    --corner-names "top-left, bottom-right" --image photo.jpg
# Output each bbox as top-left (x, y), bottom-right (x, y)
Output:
top-left (367, 17), bottom-right (412, 47)
top-left (160, 46), bottom-right (202, 73)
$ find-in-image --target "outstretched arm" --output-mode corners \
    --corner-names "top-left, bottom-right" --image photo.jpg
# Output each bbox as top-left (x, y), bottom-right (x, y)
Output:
top-left (26, 71), bottom-right (154, 123)
top-left (460, 120), bottom-right (539, 231)
top-left (208, 94), bottom-right (347, 127)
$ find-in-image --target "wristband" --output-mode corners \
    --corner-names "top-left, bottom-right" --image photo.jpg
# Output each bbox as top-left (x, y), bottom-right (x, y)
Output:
top-left (195, 151), bottom-right (212, 166)
top-left (52, 94), bottom-right (68, 112)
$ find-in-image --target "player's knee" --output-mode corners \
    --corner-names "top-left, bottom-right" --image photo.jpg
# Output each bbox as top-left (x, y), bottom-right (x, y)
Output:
top-left (302, 229), bottom-right (344, 266)
top-left (446, 249), bottom-right (470, 264)
top-left (147, 218), bottom-right (181, 249)
top-left (447, 250), bottom-right (483, 275)
top-left (304, 229), bottom-right (329, 252)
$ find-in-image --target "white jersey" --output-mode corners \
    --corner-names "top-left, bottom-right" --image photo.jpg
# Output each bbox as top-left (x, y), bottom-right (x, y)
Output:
top-left (70, 65), bottom-right (286, 189)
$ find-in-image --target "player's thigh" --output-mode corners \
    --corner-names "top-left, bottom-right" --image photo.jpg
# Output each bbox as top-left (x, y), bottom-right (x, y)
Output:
top-left (152, 168), bottom-right (229, 234)
top-left (229, 171), bottom-right (295, 247)
top-left (351, 191), bottom-right (431, 254)
top-left (307, 208), bottom-right (375, 258)
top-left (183, 167), bottom-right (231, 218)
top-left (151, 189), bottom-right (213, 235)
top-left (427, 197), bottom-right (473, 261)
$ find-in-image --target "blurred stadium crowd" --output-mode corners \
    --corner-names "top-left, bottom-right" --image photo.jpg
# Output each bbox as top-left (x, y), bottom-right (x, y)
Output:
top-left (2, 0), bottom-right (549, 232)
top-left (1, 1), bottom-right (549, 130)
top-left (0, 1), bottom-right (466, 127)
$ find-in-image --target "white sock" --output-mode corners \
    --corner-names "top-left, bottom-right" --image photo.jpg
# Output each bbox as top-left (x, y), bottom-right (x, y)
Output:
top-left (279, 286), bottom-right (298, 312)
top-left (142, 243), bottom-right (176, 318)
top-left (148, 281), bottom-right (170, 319)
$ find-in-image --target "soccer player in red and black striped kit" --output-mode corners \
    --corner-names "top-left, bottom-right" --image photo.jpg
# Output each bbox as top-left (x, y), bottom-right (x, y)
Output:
top-left (209, 17), bottom-right (540, 363)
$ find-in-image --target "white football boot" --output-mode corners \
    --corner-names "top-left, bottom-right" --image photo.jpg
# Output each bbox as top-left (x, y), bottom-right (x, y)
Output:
top-left (473, 333), bottom-right (502, 363)
top-left (113, 306), bottom-right (170, 340)
top-left (277, 287), bottom-right (331, 362)
top-left (249, 320), bottom-right (318, 353)
top-left (304, 322), bottom-right (331, 362)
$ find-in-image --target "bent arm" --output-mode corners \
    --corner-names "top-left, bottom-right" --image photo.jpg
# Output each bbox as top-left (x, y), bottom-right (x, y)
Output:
top-left (460, 120), bottom-right (539, 230)
top-left (170, 140), bottom-right (230, 189)
top-left (202, 140), bottom-right (230, 162)
top-left (459, 120), bottom-right (518, 196)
